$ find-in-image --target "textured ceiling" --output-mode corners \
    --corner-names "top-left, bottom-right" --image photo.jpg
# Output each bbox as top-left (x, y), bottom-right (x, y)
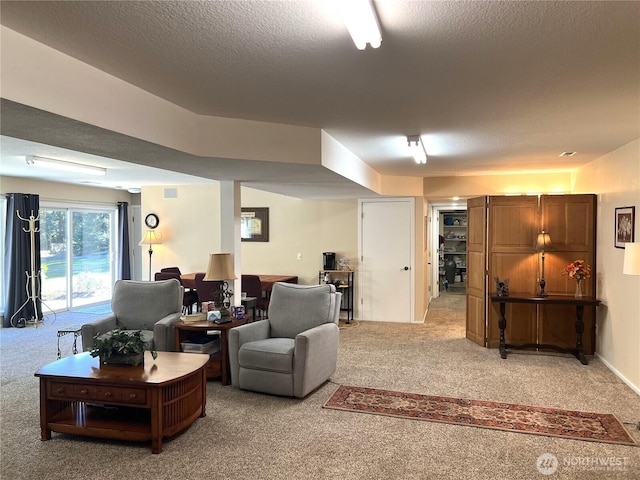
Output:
top-left (1, 1), bottom-right (639, 198)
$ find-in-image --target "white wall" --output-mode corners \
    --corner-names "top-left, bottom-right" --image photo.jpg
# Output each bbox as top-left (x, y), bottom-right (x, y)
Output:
top-left (572, 138), bottom-right (640, 393)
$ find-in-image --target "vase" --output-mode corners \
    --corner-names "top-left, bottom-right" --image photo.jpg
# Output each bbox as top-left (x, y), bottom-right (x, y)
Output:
top-left (574, 279), bottom-right (583, 298)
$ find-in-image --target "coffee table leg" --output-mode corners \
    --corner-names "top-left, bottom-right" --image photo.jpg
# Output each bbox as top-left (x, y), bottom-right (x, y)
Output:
top-left (151, 391), bottom-right (163, 454)
top-left (40, 379), bottom-right (52, 440)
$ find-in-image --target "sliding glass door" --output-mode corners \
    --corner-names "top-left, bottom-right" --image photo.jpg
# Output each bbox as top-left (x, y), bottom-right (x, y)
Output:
top-left (40, 205), bottom-right (116, 311)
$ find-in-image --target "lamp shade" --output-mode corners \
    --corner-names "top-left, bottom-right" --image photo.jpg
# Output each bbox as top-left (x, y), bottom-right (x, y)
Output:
top-left (138, 230), bottom-right (162, 246)
top-left (534, 231), bottom-right (551, 251)
top-left (623, 242), bottom-right (640, 275)
top-left (204, 253), bottom-right (237, 281)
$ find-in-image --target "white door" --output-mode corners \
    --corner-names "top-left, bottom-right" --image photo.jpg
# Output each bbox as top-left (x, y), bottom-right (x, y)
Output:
top-left (360, 199), bottom-right (414, 323)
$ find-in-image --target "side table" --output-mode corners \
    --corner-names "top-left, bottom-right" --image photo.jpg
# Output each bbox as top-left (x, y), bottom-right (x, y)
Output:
top-left (57, 324), bottom-right (83, 359)
top-left (173, 318), bottom-right (247, 384)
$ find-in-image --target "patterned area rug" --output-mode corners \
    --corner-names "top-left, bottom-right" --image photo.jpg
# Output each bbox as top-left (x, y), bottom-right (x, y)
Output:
top-left (323, 385), bottom-right (636, 446)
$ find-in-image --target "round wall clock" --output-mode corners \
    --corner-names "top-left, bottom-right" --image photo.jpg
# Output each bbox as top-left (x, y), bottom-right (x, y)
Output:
top-left (145, 213), bottom-right (159, 229)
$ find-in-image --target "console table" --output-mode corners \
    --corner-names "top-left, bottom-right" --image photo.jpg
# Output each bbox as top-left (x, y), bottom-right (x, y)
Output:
top-left (490, 294), bottom-right (601, 365)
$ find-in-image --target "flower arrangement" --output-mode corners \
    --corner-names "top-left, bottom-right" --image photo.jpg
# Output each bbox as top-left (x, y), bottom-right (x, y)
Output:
top-left (562, 259), bottom-right (591, 282)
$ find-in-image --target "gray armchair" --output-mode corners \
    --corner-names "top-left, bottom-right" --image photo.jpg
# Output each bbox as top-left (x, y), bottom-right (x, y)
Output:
top-left (81, 279), bottom-right (183, 352)
top-left (228, 282), bottom-right (341, 398)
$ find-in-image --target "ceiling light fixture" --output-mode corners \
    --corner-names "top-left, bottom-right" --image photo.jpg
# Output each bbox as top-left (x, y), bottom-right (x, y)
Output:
top-left (407, 135), bottom-right (427, 164)
top-left (26, 155), bottom-right (107, 176)
top-left (339, 0), bottom-right (381, 50)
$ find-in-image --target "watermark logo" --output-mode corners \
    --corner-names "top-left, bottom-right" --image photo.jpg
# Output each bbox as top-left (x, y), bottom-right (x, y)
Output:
top-left (537, 453), bottom-right (558, 475)
top-left (536, 452), bottom-right (630, 475)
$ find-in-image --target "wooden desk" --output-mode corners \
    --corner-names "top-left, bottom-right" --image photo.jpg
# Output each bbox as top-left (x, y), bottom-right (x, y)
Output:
top-left (490, 294), bottom-right (601, 365)
top-left (35, 351), bottom-right (208, 454)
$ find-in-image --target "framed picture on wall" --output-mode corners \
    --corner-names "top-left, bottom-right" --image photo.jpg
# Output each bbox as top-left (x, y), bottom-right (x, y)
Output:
top-left (614, 206), bottom-right (635, 248)
top-left (241, 207), bottom-right (269, 242)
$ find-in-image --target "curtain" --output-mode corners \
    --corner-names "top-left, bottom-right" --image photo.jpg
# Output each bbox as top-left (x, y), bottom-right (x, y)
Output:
top-left (117, 202), bottom-right (131, 280)
top-left (4, 193), bottom-right (41, 327)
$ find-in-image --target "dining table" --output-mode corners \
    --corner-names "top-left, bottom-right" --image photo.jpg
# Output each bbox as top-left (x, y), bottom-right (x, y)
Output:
top-left (180, 273), bottom-right (298, 292)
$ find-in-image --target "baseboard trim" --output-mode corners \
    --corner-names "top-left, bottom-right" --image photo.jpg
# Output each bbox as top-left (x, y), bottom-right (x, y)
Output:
top-left (596, 353), bottom-right (640, 396)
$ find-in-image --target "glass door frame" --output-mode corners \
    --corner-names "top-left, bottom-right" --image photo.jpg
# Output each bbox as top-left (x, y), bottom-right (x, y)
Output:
top-left (40, 201), bottom-right (118, 312)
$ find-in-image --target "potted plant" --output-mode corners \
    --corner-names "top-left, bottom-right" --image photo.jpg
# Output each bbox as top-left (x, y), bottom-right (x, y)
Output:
top-left (89, 329), bottom-right (157, 366)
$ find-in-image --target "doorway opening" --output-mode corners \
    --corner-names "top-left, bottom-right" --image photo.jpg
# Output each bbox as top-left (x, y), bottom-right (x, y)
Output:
top-left (439, 209), bottom-right (467, 296)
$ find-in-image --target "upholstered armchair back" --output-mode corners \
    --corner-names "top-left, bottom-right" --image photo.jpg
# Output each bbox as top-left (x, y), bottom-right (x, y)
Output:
top-left (112, 279), bottom-right (182, 331)
top-left (268, 283), bottom-right (340, 338)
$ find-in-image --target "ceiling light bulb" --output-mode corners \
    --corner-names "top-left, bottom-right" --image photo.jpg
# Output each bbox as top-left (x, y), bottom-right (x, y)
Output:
top-left (339, 0), bottom-right (381, 50)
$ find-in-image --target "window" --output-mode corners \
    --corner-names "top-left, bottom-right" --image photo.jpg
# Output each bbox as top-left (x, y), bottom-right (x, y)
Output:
top-left (40, 204), bottom-right (117, 311)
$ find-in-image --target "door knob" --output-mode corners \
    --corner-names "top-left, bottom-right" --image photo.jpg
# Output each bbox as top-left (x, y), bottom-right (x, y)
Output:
top-left (403, 266), bottom-right (409, 271)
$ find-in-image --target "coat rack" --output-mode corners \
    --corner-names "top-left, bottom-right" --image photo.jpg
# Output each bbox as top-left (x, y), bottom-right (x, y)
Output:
top-left (9, 210), bottom-right (54, 327)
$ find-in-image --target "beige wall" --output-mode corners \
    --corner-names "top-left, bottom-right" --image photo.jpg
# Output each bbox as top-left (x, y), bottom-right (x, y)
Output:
top-left (572, 138), bottom-right (640, 393)
top-left (140, 184), bottom-right (361, 314)
top-left (423, 171), bottom-right (573, 199)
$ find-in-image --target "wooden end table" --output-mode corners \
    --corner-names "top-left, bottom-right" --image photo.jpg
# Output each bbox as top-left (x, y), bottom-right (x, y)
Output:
top-left (173, 317), bottom-right (247, 384)
top-left (35, 351), bottom-right (208, 453)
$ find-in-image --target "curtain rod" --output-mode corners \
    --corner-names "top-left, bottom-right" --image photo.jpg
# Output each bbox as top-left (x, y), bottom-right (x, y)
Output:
top-left (39, 197), bottom-right (120, 207)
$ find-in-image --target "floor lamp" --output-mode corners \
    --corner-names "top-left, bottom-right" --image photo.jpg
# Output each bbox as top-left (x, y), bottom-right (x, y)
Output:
top-left (534, 230), bottom-right (551, 297)
top-left (139, 230), bottom-right (162, 281)
top-left (204, 253), bottom-right (237, 317)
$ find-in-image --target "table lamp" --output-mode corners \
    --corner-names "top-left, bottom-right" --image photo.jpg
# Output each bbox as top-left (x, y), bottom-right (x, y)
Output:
top-left (138, 230), bottom-right (162, 281)
top-left (203, 253), bottom-right (237, 316)
top-left (534, 230), bottom-right (551, 297)
top-left (623, 242), bottom-right (640, 275)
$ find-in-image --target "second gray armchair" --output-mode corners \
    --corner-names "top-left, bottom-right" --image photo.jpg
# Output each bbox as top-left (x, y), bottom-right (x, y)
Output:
top-left (228, 282), bottom-right (341, 398)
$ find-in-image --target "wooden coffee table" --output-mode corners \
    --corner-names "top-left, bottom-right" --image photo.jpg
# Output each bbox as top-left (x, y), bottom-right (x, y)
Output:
top-left (35, 351), bottom-right (208, 454)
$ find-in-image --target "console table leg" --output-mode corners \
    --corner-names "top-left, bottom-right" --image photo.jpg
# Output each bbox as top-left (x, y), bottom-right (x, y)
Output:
top-left (575, 305), bottom-right (588, 365)
top-left (498, 302), bottom-right (507, 359)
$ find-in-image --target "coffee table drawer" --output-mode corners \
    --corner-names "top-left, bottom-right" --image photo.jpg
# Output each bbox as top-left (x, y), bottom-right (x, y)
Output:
top-left (48, 382), bottom-right (146, 405)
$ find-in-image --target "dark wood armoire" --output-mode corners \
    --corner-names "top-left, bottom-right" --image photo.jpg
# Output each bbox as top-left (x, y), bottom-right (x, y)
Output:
top-left (466, 194), bottom-right (597, 354)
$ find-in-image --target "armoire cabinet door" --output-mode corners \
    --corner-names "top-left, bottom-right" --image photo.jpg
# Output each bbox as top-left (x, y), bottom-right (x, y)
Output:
top-left (466, 196), bottom-right (487, 346)
top-left (539, 194), bottom-right (596, 354)
top-left (486, 196), bottom-right (539, 348)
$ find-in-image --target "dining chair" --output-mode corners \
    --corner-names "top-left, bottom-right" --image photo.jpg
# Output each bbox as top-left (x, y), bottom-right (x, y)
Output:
top-left (154, 271), bottom-right (198, 314)
top-left (241, 274), bottom-right (269, 319)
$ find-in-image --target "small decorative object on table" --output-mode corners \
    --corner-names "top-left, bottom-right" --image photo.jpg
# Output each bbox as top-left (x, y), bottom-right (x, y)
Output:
top-left (494, 276), bottom-right (510, 296)
top-left (562, 259), bottom-right (591, 298)
top-left (337, 257), bottom-right (351, 271)
top-left (89, 328), bottom-right (157, 366)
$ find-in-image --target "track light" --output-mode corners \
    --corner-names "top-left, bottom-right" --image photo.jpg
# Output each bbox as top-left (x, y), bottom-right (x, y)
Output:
top-left (339, 0), bottom-right (382, 50)
top-left (407, 135), bottom-right (427, 164)
top-left (26, 155), bottom-right (107, 176)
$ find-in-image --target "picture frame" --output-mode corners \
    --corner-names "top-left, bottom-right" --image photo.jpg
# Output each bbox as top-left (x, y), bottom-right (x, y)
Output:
top-left (614, 206), bottom-right (635, 248)
top-left (241, 207), bottom-right (269, 242)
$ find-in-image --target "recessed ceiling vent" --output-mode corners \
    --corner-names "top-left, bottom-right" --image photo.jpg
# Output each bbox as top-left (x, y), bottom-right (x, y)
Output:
top-left (559, 151), bottom-right (577, 157)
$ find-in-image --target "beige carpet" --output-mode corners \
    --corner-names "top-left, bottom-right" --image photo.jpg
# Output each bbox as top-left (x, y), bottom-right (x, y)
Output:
top-left (1, 296), bottom-right (639, 479)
